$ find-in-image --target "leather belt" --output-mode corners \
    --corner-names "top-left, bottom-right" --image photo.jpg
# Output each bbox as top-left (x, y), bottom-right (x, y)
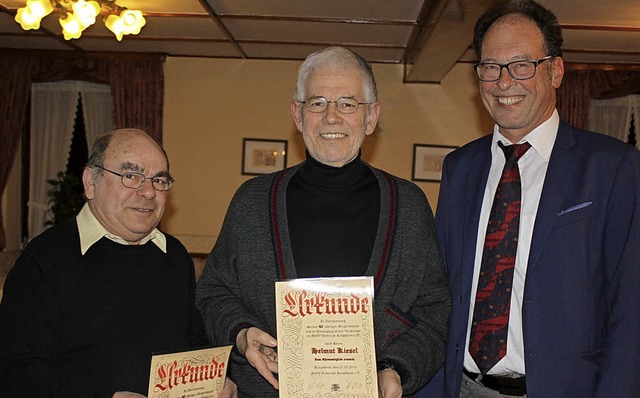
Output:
top-left (463, 369), bottom-right (526, 396)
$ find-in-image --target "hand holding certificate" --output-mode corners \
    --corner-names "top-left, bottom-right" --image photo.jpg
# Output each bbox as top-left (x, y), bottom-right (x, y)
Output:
top-left (275, 277), bottom-right (379, 398)
top-left (236, 326), bottom-right (279, 389)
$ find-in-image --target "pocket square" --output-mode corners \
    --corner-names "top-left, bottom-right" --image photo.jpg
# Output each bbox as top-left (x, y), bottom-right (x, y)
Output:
top-left (558, 201), bottom-right (592, 216)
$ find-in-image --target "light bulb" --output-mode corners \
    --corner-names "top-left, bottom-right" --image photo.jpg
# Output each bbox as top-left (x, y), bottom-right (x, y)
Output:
top-left (59, 12), bottom-right (85, 40)
top-left (14, 0), bottom-right (53, 30)
top-left (72, 0), bottom-right (100, 28)
top-left (28, 0), bottom-right (53, 19)
top-left (105, 14), bottom-right (125, 41)
top-left (119, 9), bottom-right (146, 35)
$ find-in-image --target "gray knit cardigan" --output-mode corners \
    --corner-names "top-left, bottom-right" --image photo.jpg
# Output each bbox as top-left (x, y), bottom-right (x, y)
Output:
top-left (196, 161), bottom-right (451, 397)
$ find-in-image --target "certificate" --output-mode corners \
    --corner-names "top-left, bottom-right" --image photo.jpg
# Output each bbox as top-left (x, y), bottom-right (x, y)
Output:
top-left (147, 345), bottom-right (232, 398)
top-left (275, 277), bottom-right (378, 398)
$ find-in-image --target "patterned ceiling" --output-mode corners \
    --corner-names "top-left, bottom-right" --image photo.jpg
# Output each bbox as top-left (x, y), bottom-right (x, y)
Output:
top-left (1, 0), bottom-right (639, 82)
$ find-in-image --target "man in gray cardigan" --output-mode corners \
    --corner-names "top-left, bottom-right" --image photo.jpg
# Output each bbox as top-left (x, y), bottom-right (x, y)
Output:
top-left (196, 46), bottom-right (450, 398)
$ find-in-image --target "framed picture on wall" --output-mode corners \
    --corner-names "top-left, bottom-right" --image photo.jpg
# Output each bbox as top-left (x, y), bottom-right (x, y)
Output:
top-left (242, 138), bottom-right (288, 175)
top-left (412, 144), bottom-right (458, 182)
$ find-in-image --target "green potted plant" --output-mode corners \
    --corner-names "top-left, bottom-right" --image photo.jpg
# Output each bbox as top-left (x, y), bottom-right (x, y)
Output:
top-left (45, 171), bottom-right (85, 226)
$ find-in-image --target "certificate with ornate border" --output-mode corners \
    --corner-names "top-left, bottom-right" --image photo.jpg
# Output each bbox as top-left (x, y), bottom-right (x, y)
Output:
top-left (275, 277), bottom-right (378, 398)
top-left (147, 345), bottom-right (232, 398)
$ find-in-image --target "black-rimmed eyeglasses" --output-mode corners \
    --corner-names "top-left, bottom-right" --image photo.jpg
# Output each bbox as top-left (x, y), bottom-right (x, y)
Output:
top-left (474, 56), bottom-right (554, 82)
top-left (301, 96), bottom-right (371, 114)
top-left (91, 165), bottom-right (174, 192)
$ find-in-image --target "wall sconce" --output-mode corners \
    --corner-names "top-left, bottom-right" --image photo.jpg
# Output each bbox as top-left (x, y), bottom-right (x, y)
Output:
top-left (15, 0), bottom-right (146, 41)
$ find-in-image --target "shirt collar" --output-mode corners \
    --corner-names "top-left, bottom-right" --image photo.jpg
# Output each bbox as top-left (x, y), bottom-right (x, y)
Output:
top-left (491, 109), bottom-right (559, 162)
top-left (76, 203), bottom-right (166, 255)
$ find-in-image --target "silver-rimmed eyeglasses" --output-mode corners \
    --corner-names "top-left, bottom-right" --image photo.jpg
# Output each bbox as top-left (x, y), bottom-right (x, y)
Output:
top-left (301, 96), bottom-right (370, 114)
top-left (474, 56), bottom-right (554, 82)
top-left (91, 165), bottom-right (174, 191)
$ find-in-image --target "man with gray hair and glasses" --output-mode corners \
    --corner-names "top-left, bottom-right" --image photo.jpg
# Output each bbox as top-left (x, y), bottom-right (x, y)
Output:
top-left (196, 46), bottom-right (451, 398)
top-left (0, 128), bottom-right (237, 398)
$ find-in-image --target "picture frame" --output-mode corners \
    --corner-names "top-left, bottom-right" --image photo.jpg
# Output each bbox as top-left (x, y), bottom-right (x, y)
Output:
top-left (412, 144), bottom-right (458, 182)
top-left (242, 138), bottom-right (288, 175)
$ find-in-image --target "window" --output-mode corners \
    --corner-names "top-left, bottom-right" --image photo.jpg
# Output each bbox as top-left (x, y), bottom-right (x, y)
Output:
top-left (589, 95), bottom-right (640, 148)
top-left (23, 81), bottom-right (114, 241)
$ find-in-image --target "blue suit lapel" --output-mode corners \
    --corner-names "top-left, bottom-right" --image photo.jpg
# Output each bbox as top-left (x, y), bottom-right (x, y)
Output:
top-left (527, 121), bottom-right (578, 274)
top-left (462, 138), bottom-right (492, 289)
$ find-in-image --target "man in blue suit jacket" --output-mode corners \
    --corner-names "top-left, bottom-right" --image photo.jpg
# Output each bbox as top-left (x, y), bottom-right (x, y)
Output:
top-left (418, 1), bottom-right (640, 397)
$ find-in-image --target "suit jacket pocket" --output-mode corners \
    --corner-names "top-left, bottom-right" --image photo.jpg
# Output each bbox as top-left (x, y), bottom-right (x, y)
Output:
top-left (554, 202), bottom-right (593, 228)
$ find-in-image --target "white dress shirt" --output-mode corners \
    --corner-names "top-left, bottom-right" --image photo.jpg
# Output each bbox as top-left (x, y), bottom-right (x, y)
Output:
top-left (76, 203), bottom-right (166, 255)
top-left (464, 110), bottom-right (560, 376)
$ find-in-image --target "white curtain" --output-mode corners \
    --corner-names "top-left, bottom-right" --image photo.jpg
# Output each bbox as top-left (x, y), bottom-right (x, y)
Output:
top-left (589, 95), bottom-right (640, 148)
top-left (28, 81), bottom-right (114, 240)
top-left (81, 84), bottom-right (115, 149)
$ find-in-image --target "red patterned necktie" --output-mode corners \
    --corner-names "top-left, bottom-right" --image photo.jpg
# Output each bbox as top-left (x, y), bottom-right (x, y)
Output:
top-left (469, 141), bottom-right (531, 374)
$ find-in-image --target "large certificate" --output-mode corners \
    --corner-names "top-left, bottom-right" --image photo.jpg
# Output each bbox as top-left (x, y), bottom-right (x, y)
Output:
top-left (147, 345), bottom-right (232, 398)
top-left (275, 277), bottom-right (378, 398)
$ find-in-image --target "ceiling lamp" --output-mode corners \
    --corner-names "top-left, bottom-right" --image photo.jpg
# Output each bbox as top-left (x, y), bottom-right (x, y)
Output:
top-left (15, 0), bottom-right (146, 41)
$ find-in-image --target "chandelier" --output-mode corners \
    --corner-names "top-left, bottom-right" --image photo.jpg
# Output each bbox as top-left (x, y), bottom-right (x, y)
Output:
top-left (14, 0), bottom-right (146, 41)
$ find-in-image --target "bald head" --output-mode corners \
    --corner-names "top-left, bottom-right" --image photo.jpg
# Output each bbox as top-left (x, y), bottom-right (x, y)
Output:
top-left (83, 128), bottom-right (171, 244)
top-left (87, 129), bottom-right (169, 180)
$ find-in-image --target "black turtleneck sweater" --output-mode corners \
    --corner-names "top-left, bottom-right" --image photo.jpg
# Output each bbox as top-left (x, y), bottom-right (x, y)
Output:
top-left (287, 152), bottom-right (380, 278)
